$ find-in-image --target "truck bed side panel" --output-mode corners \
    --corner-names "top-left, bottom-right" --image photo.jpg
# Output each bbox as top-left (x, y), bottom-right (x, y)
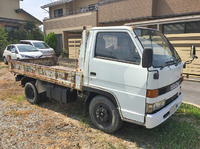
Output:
top-left (8, 59), bottom-right (83, 90)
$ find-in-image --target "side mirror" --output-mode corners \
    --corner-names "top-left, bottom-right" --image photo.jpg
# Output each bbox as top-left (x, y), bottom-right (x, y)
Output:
top-left (191, 45), bottom-right (196, 57)
top-left (142, 48), bottom-right (153, 68)
top-left (191, 45), bottom-right (198, 59)
top-left (11, 49), bottom-right (15, 53)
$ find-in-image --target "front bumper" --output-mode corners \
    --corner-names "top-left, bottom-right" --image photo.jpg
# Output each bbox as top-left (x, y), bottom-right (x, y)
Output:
top-left (42, 53), bottom-right (56, 57)
top-left (145, 93), bottom-right (182, 129)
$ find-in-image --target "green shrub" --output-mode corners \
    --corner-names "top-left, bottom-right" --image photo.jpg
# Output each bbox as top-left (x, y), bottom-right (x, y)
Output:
top-left (44, 32), bottom-right (57, 50)
top-left (0, 27), bottom-right (9, 58)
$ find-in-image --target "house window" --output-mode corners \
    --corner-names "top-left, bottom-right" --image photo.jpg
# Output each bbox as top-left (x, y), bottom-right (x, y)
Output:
top-left (54, 9), bottom-right (63, 18)
top-left (5, 26), bottom-right (19, 31)
top-left (163, 21), bottom-right (200, 34)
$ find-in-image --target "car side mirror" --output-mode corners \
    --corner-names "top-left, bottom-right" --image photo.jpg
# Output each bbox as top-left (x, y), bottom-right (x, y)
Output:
top-left (191, 45), bottom-right (198, 59)
top-left (11, 49), bottom-right (16, 53)
top-left (142, 48), bottom-right (153, 68)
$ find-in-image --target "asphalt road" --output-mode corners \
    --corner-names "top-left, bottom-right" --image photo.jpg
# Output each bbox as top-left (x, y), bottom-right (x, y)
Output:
top-left (182, 80), bottom-right (200, 106)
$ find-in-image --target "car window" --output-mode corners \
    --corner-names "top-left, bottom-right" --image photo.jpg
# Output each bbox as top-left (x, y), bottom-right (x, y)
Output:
top-left (20, 41), bottom-right (32, 46)
top-left (95, 32), bottom-right (141, 64)
top-left (10, 46), bottom-right (18, 53)
top-left (7, 46), bottom-right (12, 51)
top-left (17, 45), bottom-right (39, 52)
top-left (32, 42), bottom-right (50, 49)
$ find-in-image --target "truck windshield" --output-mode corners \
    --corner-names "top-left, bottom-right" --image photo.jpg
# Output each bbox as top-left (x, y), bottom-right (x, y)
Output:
top-left (134, 28), bottom-right (181, 68)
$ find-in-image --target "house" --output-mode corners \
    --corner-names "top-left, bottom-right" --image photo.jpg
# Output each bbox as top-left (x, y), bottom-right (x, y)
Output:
top-left (41, 0), bottom-right (200, 76)
top-left (0, 0), bottom-right (42, 31)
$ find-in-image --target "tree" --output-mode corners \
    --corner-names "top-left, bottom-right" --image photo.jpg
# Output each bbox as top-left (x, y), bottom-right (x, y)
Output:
top-left (31, 28), bottom-right (44, 40)
top-left (24, 21), bottom-right (36, 32)
top-left (44, 32), bottom-right (57, 50)
top-left (0, 27), bottom-right (9, 58)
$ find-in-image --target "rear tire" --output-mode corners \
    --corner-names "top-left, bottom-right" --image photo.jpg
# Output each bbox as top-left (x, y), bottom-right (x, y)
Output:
top-left (25, 81), bottom-right (41, 104)
top-left (3, 57), bottom-right (8, 65)
top-left (89, 95), bottom-right (122, 133)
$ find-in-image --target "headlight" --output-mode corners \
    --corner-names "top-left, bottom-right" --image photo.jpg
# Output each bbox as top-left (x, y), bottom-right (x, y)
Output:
top-left (146, 100), bottom-right (166, 113)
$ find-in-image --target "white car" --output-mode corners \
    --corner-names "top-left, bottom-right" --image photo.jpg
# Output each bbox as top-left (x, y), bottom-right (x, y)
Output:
top-left (3, 44), bottom-right (43, 64)
top-left (19, 40), bottom-right (55, 57)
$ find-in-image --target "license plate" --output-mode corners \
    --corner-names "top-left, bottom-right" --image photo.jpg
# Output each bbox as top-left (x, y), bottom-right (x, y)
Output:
top-left (170, 104), bottom-right (177, 114)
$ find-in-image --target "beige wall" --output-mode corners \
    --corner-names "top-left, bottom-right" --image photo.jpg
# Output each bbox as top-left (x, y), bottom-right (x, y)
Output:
top-left (0, 0), bottom-right (41, 26)
top-left (0, 0), bottom-right (20, 19)
top-left (98, 0), bottom-right (153, 23)
top-left (154, 0), bottom-right (200, 16)
top-left (44, 11), bottom-right (98, 34)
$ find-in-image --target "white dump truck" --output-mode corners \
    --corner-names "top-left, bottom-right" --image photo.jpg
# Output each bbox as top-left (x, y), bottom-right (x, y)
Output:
top-left (8, 26), bottom-right (198, 133)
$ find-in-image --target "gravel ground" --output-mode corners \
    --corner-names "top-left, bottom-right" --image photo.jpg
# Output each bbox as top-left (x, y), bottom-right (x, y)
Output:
top-left (0, 63), bottom-right (141, 149)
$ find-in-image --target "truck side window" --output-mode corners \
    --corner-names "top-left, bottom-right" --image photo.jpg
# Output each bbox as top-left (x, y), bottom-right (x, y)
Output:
top-left (95, 32), bottom-right (141, 64)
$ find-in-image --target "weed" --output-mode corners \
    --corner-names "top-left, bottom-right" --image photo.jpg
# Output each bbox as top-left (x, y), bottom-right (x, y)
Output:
top-left (79, 116), bottom-right (91, 129)
top-left (177, 103), bottom-right (200, 120)
top-left (16, 95), bottom-right (26, 102)
top-left (0, 65), bottom-right (8, 69)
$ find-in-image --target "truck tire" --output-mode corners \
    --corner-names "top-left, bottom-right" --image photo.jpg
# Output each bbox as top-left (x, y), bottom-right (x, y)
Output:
top-left (89, 95), bottom-right (122, 133)
top-left (25, 81), bottom-right (41, 104)
top-left (3, 57), bottom-right (8, 65)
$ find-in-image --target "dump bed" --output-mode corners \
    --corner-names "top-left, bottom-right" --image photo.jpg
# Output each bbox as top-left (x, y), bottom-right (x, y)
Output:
top-left (8, 57), bottom-right (83, 90)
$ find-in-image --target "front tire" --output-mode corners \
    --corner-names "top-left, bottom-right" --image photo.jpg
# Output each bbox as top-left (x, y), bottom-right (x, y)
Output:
top-left (25, 82), bottom-right (41, 104)
top-left (89, 95), bottom-right (122, 133)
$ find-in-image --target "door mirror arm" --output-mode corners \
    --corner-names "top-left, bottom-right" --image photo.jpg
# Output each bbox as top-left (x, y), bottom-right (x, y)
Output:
top-left (183, 45), bottom-right (198, 68)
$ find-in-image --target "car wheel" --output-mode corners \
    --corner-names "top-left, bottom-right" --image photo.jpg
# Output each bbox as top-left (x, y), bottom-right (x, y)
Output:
top-left (89, 95), bottom-right (122, 133)
top-left (25, 81), bottom-right (41, 104)
top-left (3, 57), bottom-right (8, 65)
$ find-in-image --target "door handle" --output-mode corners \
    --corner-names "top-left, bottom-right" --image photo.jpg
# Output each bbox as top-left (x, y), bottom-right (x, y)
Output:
top-left (90, 72), bottom-right (96, 76)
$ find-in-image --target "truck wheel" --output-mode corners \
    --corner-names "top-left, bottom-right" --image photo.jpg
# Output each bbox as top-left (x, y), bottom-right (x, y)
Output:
top-left (89, 96), bottom-right (122, 133)
top-left (3, 57), bottom-right (8, 65)
top-left (25, 82), bottom-right (41, 104)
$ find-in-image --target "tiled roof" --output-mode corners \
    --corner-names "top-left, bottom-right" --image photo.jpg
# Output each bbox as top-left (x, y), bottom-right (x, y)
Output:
top-left (41, 0), bottom-right (73, 9)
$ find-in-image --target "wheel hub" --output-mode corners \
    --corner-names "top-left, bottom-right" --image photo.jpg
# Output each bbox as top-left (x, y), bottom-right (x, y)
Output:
top-left (95, 105), bottom-right (111, 126)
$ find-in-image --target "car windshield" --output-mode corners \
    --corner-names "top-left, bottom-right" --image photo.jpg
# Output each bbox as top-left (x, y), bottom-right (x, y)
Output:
top-left (17, 45), bottom-right (39, 52)
top-left (134, 28), bottom-right (181, 68)
top-left (33, 42), bottom-right (50, 49)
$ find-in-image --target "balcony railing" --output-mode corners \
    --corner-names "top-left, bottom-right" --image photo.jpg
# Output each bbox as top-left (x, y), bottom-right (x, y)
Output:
top-left (45, 3), bottom-right (98, 20)
top-left (98, 0), bottom-right (121, 5)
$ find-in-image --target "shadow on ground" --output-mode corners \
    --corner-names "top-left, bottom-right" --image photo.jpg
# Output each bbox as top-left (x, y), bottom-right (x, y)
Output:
top-left (36, 97), bottom-right (200, 149)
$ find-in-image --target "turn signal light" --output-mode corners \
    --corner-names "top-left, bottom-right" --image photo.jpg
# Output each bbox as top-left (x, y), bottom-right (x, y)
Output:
top-left (182, 76), bottom-right (184, 82)
top-left (147, 89), bottom-right (159, 98)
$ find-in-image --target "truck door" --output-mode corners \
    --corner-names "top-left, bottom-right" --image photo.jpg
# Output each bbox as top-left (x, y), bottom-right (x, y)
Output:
top-left (88, 31), bottom-right (148, 123)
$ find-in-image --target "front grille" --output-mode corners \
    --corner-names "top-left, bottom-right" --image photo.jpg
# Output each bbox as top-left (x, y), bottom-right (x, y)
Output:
top-left (165, 93), bottom-right (179, 107)
top-left (158, 78), bottom-right (182, 96)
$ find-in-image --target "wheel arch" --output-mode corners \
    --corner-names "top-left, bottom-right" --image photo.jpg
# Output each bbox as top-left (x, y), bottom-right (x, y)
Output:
top-left (84, 87), bottom-right (120, 112)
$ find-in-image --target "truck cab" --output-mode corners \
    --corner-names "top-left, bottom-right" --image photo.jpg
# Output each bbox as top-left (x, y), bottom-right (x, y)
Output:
top-left (83, 26), bottom-right (183, 131)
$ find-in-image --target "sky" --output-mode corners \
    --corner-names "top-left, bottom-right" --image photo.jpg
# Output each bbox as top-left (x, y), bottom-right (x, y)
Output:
top-left (20, 0), bottom-right (54, 22)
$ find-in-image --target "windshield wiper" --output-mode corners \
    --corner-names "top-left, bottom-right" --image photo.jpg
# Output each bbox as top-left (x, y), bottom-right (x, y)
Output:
top-left (160, 60), bottom-right (176, 70)
top-left (165, 60), bottom-right (176, 65)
